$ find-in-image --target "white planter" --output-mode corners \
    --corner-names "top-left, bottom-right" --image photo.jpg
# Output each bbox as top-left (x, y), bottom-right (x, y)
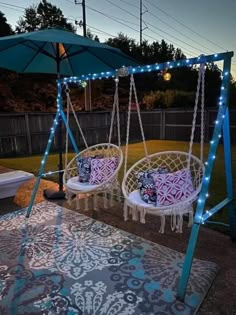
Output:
top-left (0, 171), bottom-right (34, 199)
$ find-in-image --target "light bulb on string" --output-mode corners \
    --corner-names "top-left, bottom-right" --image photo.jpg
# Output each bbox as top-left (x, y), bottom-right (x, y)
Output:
top-left (81, 81), bottom-right (87, 88)
top-left (163, 71), bottom-right (171, 81)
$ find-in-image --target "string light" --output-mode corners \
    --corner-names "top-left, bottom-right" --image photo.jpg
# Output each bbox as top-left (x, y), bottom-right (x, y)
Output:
top-left (45, 50), bottom-right (232, 234)
top-left (57, 51), bottom-right (233, 85)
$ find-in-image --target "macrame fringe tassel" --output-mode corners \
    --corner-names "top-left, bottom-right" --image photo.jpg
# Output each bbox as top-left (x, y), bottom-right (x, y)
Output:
top-left (159, 216), bottom-right (166, 234)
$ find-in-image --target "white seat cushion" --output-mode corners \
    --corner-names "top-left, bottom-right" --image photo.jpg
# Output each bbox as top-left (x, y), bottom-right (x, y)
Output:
top-left (128, 190), bottom-right (156, 208)
top-left (66, 176), bottom-right (99, 192)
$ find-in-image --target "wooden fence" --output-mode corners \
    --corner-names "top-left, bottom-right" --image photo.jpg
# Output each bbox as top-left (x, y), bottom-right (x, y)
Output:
top-left (0, 108), bottom-right (236, 157)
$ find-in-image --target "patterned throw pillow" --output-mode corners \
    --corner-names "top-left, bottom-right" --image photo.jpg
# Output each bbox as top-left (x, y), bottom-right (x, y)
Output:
top-left (152, 168), bottom-right (194, 207)
top-left (76, 157), bottom-right (94, 183)
top-left (136, 167), bottom-right (169, 205)
top-left (89, 157), bottom-right (118, 185)
top-left (76, 155), bottom-right (104, 183)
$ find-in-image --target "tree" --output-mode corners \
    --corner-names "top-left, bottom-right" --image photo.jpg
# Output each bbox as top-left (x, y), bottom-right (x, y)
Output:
top-left (86, 28), bottom-right (100, 42)
top-left (16, 0), bottom-right (75, 33)
top-left (106, 33), bottom-right (137, 56)
top-left (0, 11), bottom-right (13, 37)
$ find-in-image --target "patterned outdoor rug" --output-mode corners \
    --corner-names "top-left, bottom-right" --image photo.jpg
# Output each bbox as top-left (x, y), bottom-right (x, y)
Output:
top-left (0, 201), bottom-right (218, 315)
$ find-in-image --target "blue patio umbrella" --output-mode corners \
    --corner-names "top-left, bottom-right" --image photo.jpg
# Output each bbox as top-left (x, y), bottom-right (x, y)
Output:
top-left (0, 27), bottom-right (137, 76)
top-left (0, 28), bottom-right (138, 197)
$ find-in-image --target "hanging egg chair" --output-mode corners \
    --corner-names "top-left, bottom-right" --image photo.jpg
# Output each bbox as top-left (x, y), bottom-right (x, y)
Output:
top-left (122, 65), bottom-right (206, 233)
top-left (63, 75), bottom-right (123, 210)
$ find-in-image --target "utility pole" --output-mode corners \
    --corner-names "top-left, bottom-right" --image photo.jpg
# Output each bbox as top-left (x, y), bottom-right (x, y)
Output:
top-left (140, 0), bottom-right (142, 45)
top-left (75, 0), bottom-right (91, 111)
top-left (82, 0), bottom-right (86, 37)
top-left (74, 0), bottom-right (86, 37)
top-left (140, 0), bottom-right (147, 46)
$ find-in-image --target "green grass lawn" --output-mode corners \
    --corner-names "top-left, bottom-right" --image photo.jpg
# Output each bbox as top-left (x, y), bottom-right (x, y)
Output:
top-left (1, 139), bottom-right (235, 227)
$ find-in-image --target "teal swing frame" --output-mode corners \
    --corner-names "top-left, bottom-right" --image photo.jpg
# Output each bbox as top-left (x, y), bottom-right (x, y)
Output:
top-left (26, 51), bottom-right (235, 301)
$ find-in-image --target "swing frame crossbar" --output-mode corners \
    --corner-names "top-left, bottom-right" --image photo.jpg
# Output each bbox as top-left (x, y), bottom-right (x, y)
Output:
top-left (26, 51), bottom-right (235, 302)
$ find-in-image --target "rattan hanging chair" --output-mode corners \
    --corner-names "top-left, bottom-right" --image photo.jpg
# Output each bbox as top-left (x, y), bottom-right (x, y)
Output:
top-left (63, 143), bottom-right (123, 193)
top-left (62, 76), bottom-right (123, 210)
top-left (122, 151), bottom-right (204, 233)
top-left (122, 65), bottom-right (206, 233)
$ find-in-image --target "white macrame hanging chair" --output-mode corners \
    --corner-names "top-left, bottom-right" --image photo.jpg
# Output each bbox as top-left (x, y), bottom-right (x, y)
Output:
top-left (63, 77), bottom-right (123, 210)
top-left (122, 64), bottom-right (206, 233)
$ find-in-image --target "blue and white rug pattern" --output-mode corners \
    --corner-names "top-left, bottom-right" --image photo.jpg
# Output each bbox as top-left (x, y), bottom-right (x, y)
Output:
top-left (0, 201), bottom-right (218, 314)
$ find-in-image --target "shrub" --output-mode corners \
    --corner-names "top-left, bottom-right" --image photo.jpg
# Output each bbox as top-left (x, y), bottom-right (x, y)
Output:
top-left (142, 89), bottom-right (195, 109)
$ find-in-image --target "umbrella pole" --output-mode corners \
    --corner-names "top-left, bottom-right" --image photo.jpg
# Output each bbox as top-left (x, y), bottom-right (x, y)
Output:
top-left (44, 57), bottom-right (65, 199)
top-left (58, 114), bottom-right (64, 192)
top-left (43, 113), bottom-right (66, 200)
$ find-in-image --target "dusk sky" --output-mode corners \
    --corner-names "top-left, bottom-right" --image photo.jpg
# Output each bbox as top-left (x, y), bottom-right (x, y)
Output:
top-left (1, 0), bottom-right (236, 77)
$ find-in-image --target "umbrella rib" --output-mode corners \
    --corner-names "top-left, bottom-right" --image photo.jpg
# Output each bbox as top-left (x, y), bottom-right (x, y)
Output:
top-left (0, 39), bottom-right (56, 60)
top-left (23, 41), bottom-right (58, 59)
top-left (21, 41), bottom-right (55, 72)
top-left (0, 40), bottom-right (24, 52)
top-left (66, 46), bottom-right (136, 71)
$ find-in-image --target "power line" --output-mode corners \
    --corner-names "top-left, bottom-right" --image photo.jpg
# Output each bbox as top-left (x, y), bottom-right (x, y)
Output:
top-left (0, 4), bottom-right (23, 13)
top-left (100, 0), bottom-right (204, 56)
top-left (86, 5), bottom-right (140, 34)
top-left (86, 24), bottom-right (116, 38)
top-left (144, 0), bottom-right (236, 69)
top-left (118, 0), bottom-right (140, 10)
top-left (144, 0), bottom-right (226, 52)
top-left (100, 0), bottom-right (236, 68)
top-left (144, 21), bottom-right (205, 54)
top-left (0, 1), bottom-right (25, 10)
top-left (109, 14), bottom-right (139, 27)
top-left (104, 0), bottom-right (139, 21)
top-left (144, 8), bottom-right (214, 53)
top-left (142, 31), bottom-right (196, 57)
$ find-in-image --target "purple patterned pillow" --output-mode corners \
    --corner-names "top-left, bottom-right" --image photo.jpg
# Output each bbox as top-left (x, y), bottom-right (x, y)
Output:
top-left (76, 155), bottom-right (104, 183)
top-left (89, 157), bottom-right (118, 185)
top-left (136, 167), bottom-right (169, 204)
top-left (152, 168), bottom-right (194, 206)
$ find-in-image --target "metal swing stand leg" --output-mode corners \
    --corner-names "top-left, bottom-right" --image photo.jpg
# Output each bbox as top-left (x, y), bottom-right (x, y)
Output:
top-left (223, 107), bottom-right (236, 241)
top-left (177, 54), bottom-right (236, 301)
top-left (26, 82), bottom-right (79, 218)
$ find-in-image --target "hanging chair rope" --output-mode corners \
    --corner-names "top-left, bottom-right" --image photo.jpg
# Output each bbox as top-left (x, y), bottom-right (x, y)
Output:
top-left (64, 79), bottom-right (121, 172)
top-left (200, 65), bottom-right (205, 162)
top-left (132, 75), bottom-right (149, 159)
top-left (116, 84), bottom-right (121, 148)
top-left (65, 88), bottom-right (70, 172)
top-left (187, 63), bottom-right (205, 169)
top-left (64, 85), bottom-right (89, 172)
top-left (108, 76), bottom-right (121, 147)
top-left (124, 74), bottom-right (150, 177)
top-left (66, 87), bottom-right (89, 149)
